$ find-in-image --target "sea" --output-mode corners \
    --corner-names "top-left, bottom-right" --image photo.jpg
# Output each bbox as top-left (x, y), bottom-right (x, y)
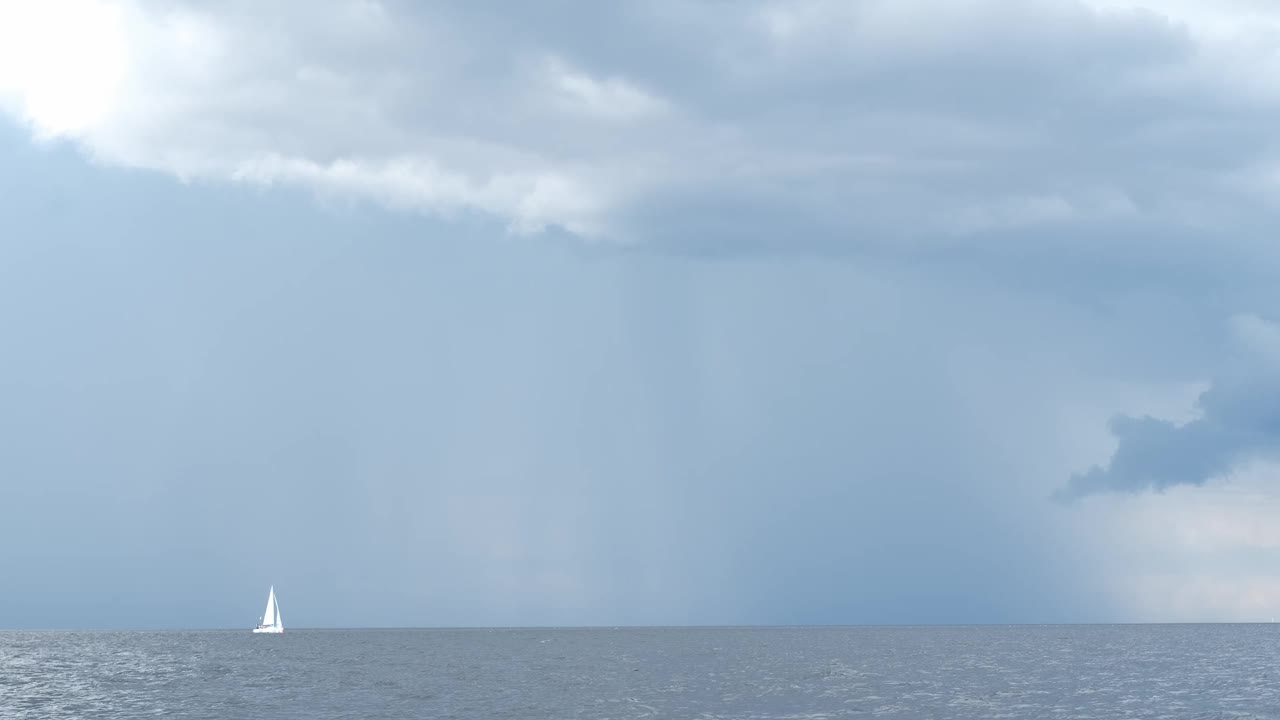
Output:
top-left (2, 624), bottom-right (1278, 719)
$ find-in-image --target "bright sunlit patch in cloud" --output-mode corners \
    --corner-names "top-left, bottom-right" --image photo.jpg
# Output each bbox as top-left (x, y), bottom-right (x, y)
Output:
top-left (0, 0), bottom-right (128, 138)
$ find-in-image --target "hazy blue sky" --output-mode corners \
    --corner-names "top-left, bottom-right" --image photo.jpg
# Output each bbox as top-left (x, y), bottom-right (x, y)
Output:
top-left (4, 0), bottom-right (1280, 628)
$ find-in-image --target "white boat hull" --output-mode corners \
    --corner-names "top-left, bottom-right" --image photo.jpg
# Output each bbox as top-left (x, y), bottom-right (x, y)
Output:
top-left (252, 626), bottom-right (283, 634)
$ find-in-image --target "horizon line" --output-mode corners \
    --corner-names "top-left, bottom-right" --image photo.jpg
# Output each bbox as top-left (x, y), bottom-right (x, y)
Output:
top-left (4, 620), bottom-right (1278, 632)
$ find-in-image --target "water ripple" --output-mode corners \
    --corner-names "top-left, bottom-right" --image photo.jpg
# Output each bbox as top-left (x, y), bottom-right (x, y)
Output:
top-left (2, 626), bottom-right (1279, 718)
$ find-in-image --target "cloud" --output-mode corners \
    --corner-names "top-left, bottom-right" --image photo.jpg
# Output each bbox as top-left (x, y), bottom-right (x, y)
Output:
top-left (2, 0), bottom-right (1280, 255)
top-left (541, 55), bottom-right (670, 120)
top-left (1057, 314), bottom-right (1280, 500)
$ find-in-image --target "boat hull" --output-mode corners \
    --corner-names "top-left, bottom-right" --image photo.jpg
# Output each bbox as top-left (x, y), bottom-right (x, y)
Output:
top-left (252, 626), bottom-right (283, 634)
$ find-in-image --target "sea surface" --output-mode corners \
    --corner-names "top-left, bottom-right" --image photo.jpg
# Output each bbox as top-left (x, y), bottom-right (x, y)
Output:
top-left (2, 625), bottom-right (1279, 718)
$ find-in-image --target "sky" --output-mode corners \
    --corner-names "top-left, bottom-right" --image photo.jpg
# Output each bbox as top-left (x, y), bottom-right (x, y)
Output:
top-left (3, 0), bottom-right (1280, 629)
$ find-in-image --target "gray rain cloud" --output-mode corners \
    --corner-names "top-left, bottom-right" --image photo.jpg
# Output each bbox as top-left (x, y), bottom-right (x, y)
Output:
top-left (1059, 314), bottom-right (1280, 500)
top-left (0, 128), bottom-right (1110, 627)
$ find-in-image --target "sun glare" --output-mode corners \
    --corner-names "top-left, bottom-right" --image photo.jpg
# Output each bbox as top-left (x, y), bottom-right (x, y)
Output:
top-left (0, 0), bottom-right (128, 138)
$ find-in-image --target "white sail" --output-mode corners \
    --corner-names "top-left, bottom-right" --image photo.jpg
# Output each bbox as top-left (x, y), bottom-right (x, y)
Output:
top-left (274, 592), bottom-right (283, 630)
top-left (261, 586), bottom-right (277, 627)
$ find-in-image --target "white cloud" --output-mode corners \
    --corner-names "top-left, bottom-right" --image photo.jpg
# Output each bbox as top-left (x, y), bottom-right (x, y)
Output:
top-left (1, 0), bottom-right (1279, 252)
top-left (542, 56), bottom-right (670, 121)
top-left (229, 153), bottom-right (610, 237)
top-left (0, 0), bottom-right (634, 236)
top-left (1084, 0), bottom-right (1280, 37)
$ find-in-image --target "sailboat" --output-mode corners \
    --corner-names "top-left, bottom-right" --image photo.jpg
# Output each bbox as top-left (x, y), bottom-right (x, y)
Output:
top-left (252, 585), bottom-right (284, 634)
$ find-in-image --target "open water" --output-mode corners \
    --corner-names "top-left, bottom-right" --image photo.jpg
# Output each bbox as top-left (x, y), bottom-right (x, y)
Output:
top-left (3, 625), bottom-right (1280, 718)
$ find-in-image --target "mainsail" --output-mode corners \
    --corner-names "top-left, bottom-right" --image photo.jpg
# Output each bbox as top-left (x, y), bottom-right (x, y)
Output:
top-left (262, 586), bottom-right (278, 627)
